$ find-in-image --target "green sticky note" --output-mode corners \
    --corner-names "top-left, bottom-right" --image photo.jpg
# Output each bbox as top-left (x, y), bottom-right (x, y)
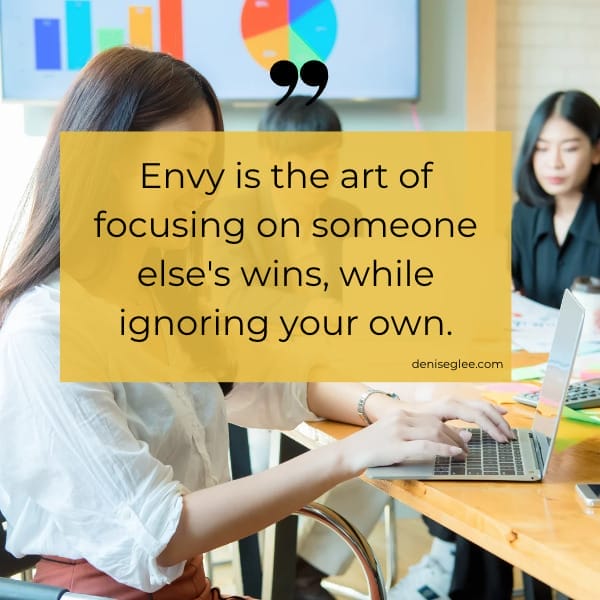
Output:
top-left (511, 364), bottom-right (546, 381)
top-left (563, 406), bottom-right (600, 426)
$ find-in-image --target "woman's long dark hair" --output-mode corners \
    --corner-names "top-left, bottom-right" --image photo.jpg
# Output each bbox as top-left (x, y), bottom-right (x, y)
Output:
top-left (0, 46), bottom-right (223, 324)
top-left (514, 90), bottom-right (600, 207)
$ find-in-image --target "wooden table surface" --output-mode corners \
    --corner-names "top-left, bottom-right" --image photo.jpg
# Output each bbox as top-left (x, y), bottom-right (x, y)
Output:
top-left (287, 353), bottom-right (600, 600)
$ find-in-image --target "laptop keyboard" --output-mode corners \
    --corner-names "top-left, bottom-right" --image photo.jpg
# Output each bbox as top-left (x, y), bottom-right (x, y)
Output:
top-left (433, 428), bottom-right (524, 476)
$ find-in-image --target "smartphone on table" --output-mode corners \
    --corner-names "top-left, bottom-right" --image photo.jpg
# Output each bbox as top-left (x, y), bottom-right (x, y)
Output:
top-left (575, 483), bottom-right (600, 507)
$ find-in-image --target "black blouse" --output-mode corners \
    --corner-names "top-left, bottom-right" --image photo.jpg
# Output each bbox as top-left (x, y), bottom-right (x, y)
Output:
top-left (512, 194), bottom-right (600, 308)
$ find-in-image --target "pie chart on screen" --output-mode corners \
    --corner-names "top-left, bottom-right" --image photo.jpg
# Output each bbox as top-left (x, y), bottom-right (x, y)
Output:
top-left (241, 0), bottom-right (337, 70)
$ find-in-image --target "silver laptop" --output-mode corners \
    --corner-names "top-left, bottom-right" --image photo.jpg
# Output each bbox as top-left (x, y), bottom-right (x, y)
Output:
top-left (366, 289), bottom-right (584, 482)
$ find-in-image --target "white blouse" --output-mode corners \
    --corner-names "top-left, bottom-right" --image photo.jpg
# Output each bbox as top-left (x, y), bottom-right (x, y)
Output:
top-left (0, 272), bottom-right (315, 592)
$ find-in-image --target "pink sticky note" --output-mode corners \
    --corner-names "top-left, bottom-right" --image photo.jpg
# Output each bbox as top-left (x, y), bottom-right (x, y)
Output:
top-left (483, 392), bottom-right (518, 405)
top-left (484, 382), bottom-right (540, 393)
top-left (580, 370), bottom-right (600, 380)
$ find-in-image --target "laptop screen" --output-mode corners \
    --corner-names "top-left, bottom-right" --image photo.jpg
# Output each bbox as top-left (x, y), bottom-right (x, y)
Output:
top-left (532, 289), bottom-right (584, 476)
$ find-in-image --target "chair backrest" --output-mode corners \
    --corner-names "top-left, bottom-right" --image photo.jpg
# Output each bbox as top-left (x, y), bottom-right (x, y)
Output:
top-left (227, 423), bottom-right (262, 597)
top-left (295, 503), bottom-right (386, 600)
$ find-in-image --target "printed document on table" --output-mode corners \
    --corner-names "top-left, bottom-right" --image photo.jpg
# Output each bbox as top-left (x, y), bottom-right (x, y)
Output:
top-left (512, 293), bottom-right (559, 352)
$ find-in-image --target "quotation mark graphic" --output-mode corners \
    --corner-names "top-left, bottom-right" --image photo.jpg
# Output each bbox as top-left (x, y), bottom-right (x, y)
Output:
top-left (269, 60), bottom-right (329, 106)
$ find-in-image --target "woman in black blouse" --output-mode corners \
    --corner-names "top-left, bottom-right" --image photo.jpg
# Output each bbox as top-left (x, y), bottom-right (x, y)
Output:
top-left (406, 91), bottom-right (600, 600)
top-left (512, 89), bottom-right (600, 308)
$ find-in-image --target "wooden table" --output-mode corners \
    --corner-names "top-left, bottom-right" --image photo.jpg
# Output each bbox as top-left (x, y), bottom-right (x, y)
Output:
top-left (263, 353), bottom-right (600, 600)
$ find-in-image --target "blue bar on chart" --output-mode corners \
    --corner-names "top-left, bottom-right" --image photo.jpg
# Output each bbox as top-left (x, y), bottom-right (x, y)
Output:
top-left (66, 0), bottom-right (92, 69)
top-left (34, 19), bottom-right (61, 70)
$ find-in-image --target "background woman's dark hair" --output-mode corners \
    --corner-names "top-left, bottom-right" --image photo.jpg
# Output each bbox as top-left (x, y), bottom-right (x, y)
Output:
top-left (515, 89), bottom-right (600, 207)
top-left (0, 46), bottom-right (223, 324)
top-left (258, 95), bottom-right (342, 132)
top-left (258, 95), bottom-right (342, 158)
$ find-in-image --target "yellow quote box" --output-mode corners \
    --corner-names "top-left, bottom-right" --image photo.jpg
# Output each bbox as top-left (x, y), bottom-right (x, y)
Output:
top-left (60, 131), bottom-right (511, 382)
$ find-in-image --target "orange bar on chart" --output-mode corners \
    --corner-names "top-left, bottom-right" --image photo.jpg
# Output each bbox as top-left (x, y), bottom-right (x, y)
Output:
top-left (129, 6), bottom-right (153, 50)
top-left (160, 0), bottom-right (183, 59)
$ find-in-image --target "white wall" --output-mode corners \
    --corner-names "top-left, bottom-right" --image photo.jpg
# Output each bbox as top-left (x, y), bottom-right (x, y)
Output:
top-left (497, 0), bottom-right (600, 161)
top-left (0, 104), bottom-right (45, 247)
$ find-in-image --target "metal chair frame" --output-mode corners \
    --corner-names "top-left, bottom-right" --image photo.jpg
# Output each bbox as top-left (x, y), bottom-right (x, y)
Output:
top-left (296, 502), bottom-right (386, 600)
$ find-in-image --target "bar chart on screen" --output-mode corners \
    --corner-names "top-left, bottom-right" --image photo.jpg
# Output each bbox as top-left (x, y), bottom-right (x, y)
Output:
top-left (17, 1), bottom-right (182, 71)
top-left (0, 0), bottom-right (419, 101)
top-left (1, 0), bottom-right (185, 99)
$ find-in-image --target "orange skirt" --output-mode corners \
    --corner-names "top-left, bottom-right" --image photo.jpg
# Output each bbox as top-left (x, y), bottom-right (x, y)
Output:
top-left (34, 555), bottom-right (255, 600)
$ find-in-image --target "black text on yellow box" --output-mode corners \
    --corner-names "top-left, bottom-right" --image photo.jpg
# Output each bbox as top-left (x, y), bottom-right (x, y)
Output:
top-left (60, 131), bottom-right (511, 382)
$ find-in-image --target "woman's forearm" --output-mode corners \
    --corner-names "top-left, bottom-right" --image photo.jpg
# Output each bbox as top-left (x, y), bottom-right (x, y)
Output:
top-left (157, 439), bottom-right (358, 566)
top-left (307, 381), bottom-right (403, 425)
top-left (160, 381), bottom-right (506, 567)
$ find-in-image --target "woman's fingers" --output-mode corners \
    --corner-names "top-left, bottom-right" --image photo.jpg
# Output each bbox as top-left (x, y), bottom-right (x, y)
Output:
top-left (395, 439), bottom-right (465, 463)
top-left (462, 401), bottom-right (514, 442)
top-left (403, 413), bottom-right (469, 454)
top-left (459, 429), bottom-right (473, 443)
top-left (352, 411), bottom-right (472, 469)
top-left (435, 398), bottom-right (514, 442)
top-left (357, 401), bottom-right (519, 470)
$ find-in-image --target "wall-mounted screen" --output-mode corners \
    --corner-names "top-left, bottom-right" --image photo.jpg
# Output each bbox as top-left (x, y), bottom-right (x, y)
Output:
top-left (0, 0), bottom-right (420, 102)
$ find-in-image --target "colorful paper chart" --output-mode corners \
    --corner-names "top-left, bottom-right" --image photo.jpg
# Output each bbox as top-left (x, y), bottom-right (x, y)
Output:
top-left (241, 0), bottom-right (337, 69)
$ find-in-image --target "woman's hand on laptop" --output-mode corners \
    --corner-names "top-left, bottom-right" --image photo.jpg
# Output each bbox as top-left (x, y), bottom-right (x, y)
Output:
top-left (339, 409), bottom-right (471, 472)
top-left (409, 397), bottom-right (514, 442)
top-left (363, 384), bottom-right (514, 443)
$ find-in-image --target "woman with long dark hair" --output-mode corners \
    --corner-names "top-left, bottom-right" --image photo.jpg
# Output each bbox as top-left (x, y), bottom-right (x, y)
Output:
top-left (513, 89), bottom-right (600, 307)
top-left (0, 47), bottom-right (512, 600)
